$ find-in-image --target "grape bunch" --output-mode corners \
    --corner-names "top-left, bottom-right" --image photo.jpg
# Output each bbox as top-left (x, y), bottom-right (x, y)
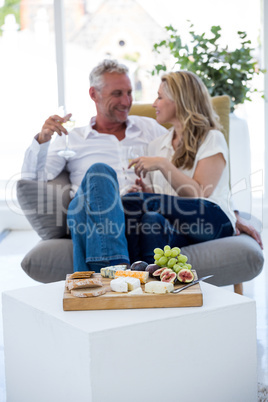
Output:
top-left (153, 245), bottom-right (192, 274)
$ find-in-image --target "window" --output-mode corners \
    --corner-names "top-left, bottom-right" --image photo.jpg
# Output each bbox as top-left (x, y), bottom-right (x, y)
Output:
top-left (0, 0), bottom-right (58, 198)
top-left (0, 0), bottom-right (265, 208)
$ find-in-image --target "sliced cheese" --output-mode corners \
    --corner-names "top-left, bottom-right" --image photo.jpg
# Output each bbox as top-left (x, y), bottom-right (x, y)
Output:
top-left (124, 277), bottom-right (140, 291)
top-left (128, 287), bottom-right (143, 295)
top-left (100, 265), bottom-right (129, 279)
top-left (110, 278), bottom-right (128, 293)
top-left (145, 281), bottom-right (174, 294)
top-left (115, 270), bottom-right (149, 284)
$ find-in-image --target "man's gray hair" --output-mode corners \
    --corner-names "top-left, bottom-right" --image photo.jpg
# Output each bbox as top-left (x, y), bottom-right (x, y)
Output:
top-left (89, 59), bottom-right (129, 89)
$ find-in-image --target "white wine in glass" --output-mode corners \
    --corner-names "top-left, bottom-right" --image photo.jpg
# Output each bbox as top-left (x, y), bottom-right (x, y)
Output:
top-left (127, 145), bottom-right (145, 166)
top-left (57, 115), bottom-right (76, 159)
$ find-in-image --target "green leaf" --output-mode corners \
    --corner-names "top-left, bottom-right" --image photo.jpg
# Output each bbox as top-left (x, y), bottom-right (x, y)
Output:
top-left (151, 20), bottom-right (264, 106)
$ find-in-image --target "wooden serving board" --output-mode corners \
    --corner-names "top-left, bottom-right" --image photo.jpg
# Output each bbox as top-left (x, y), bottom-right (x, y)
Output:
top-left (63, 270), bottom-right (203, 311)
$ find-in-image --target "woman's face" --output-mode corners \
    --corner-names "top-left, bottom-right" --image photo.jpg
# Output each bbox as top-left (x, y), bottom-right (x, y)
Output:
top-left (153, 82), bottom-right (177, 126)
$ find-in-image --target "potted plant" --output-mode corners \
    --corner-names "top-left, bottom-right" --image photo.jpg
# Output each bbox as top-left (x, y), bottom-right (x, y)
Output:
top-left (151, 23), bottom-right (265, 112)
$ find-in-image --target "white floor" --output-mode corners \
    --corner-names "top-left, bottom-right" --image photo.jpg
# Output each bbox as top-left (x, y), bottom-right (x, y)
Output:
top-left (0, 229), bottom-right (267, 401)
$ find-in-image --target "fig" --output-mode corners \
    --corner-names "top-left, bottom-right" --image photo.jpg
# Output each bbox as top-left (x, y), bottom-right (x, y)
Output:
top-left (145, 264), bottom-right (160, 277)
top-left (130, 261), bottom-right (148, 271)
top-left (160, 268), bottom-right (172, 279)
top-left (177, 268), bottom-right (194, 283)
top-left (161, 269), bottom-right (177, 283)
top-left (152, 267), bottom-right (167, 280)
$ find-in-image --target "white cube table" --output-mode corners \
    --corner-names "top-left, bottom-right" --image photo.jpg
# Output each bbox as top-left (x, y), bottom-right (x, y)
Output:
top-left (2, 281), bottom-right (257, 402)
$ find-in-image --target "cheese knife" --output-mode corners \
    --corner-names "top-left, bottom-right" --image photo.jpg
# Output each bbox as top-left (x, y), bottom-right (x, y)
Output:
top-left (172, 274), bottom-right (214, 293)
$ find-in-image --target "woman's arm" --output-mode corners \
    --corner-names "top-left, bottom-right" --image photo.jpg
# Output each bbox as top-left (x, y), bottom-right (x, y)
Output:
top-left (235, 211), bottom-right (263, 249)
top-left (130, 153), bottom-right (225, 198)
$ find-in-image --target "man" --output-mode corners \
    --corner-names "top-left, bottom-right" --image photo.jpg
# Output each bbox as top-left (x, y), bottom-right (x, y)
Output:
top-left (22, 59), bottom-right (263, 272)
top-left (21, 59), bottom-right (167, 271)
top-left (22, 59), bottom-right (166, 194)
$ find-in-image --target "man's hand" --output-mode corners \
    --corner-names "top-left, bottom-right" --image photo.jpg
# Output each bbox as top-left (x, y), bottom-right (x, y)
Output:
top-left (127, 178), bottom-right (153, 193)
top-left (37, 113), bottom-right (72, 144)
top-left (235, 212), bottom-right (263, 249)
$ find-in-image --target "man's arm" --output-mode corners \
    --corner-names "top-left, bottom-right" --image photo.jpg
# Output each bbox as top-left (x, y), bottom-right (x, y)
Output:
top-left (235, 211), bottom-right (263, 249)
top-left (21, 114), bottom-right (70, 181)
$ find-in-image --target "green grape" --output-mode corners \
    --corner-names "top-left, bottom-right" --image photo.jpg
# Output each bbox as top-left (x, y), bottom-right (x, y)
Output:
top-left (170, 248), bottom-right (179, 257)
top-left (164, 245), bottom-right (171, 252)
top-left (154, 253), bottom-right (163, 261)
top-left (158, 256), bottom-right (168, 266)
top-left (167, 258), bottom-right (177, 268)
top-left (164, 249), bottom-right (172, 257)
top-left (173, 264), bottom-right (181, 273)
top-left (185, 263), bottom-right (192, 269)
top-left (154, 248), bottom-right (164, 256)
top-left (177, 254), bottom-right (188, 263)
top-left (172, 247), bottom-right (181, 254)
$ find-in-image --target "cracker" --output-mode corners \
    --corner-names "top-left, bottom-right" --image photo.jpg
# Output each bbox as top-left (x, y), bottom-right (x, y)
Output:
top-left (68, 271), bottom-right (95, 279)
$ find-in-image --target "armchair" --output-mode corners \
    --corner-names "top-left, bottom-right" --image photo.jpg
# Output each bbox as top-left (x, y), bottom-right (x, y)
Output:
top-left (17, 96), bottom-right (264, 293)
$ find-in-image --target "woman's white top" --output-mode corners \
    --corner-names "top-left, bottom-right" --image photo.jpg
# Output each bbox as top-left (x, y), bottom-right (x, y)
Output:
top-left (147, 128), bottom-right (236, 232)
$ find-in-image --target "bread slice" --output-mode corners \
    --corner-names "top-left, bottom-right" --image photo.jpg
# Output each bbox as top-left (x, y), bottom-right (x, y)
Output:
top-left (67, 278), bottom-right (103, 291)
top-left (68, 271), bottom-right (95, 279)
top-left (71, 287), bottom-right (106, 298)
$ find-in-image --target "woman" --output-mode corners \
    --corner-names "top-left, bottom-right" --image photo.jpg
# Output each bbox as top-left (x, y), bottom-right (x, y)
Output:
top-left (122, 71), bottom-right (236, 263)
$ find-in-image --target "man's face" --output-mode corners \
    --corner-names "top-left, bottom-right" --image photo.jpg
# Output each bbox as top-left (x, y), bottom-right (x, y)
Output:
top-left (94, 72), bottom-right (133, 124)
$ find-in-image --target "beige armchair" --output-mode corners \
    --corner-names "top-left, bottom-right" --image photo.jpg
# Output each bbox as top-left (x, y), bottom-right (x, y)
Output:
top-left (17, 96), bottom-right (263, 292)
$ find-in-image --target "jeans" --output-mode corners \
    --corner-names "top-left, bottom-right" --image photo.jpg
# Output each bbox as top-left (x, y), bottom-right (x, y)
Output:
top-left (122, 192), bottom-right (234, 264)
top-left (67, 163), bottom-right (130, 272)
top-left (67, 163), bottom-right (233, 271)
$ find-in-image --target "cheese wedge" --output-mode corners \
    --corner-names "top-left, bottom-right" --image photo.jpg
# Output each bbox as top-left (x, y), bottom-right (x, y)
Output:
top-left (124, 277), bottom-right (140, 291)
top-left (128, 287), bottom-right (143, 295)
top-left (71, 287), bottom-right (106, 298)
top-left (110, 278), bottom-right (128, 293)
top-left (101, 265), bottom-right (129, 279)
top-left (145, 281), bottom-right (174, 294)
top-left (115, 270), bottom-right (149, 284)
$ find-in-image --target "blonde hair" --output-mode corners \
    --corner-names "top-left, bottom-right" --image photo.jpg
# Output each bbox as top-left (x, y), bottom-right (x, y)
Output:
top-left (161, 71), bottom-right (221, 169)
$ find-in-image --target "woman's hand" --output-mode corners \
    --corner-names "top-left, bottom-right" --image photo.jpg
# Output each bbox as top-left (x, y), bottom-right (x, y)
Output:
top-left (129, 156), bottom-right (166, 178)
top-left (235, 213), bottom-right (263, 249)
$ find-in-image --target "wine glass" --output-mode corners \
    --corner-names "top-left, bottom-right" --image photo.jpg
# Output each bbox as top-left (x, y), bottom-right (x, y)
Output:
top-left (57, 113), bottom-right (76, 159)
top-left (127, 145), bottom-right (145, 167)
top-left (120, 145), bottom-right (146, 195)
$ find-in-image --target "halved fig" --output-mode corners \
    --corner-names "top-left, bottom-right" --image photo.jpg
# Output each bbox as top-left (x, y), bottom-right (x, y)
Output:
top-left (160, 268), bottom-right (173, 279)
top-left (152, 267), bottom-right (167, 280)
top-left (161, 269), bottom-right (177, 283)
top-left (177, 268), bottom-right (194, 283)
top-left (145, 264), bottom-right (160, 277)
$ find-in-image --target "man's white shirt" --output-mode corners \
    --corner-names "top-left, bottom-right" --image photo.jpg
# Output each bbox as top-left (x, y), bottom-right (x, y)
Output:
top-left (21, 115), bottom-right (167, 196)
